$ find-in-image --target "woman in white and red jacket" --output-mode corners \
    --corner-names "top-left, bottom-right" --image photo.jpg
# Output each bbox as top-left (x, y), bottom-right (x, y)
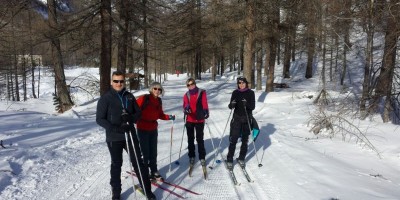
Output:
top-left (182, 78), bottom-right (209, 167)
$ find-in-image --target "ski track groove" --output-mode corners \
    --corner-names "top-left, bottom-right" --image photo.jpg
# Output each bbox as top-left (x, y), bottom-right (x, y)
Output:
top-left (3, 75), bottom-right (269, 200)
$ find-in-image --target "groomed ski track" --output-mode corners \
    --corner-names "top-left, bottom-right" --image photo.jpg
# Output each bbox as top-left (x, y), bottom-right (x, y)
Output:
top-left (1, 72), bottom-right (288, 200)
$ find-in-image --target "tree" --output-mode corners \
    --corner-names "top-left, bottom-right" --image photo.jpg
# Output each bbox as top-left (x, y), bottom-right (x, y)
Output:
top-left (359, 0), bottom-right (376, 119)
top-left (47, 0), bottom-right (73, 113)
top-left (265, 0), bottom-right (280, 92)
top-left (304, 0), bottom-right (319, 79)
top-left (100, 0), bottom-right (112, 95)
top-left (243, 0), bottom-right (255, 88)
top-left (370, 0), bottom-right (399, 122)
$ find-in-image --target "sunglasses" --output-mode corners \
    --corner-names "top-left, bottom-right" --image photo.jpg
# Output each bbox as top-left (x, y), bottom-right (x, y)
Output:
top-left (113, 80), bottom-right (124, 83)
top-left (153, 88), bottom-right (163, 92)
top-left (186, 83), bottom-right (195, 87)
top-left (238, 81), bottom-right (245, 84)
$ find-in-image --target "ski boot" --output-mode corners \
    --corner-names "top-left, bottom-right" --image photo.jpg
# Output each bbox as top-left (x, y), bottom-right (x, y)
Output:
top-left (188, 157), bottom-right (195, 176)
top-left (152, 171), bottom-right (164, 182)
top-left (146, 191), bottom-right (156, 200)
top-left (237, 159), bottom-right (246, 168)
top-left (226, 161), bottom-right (233, 170)
top-left (111, 187), bottom-right (121, 200)
top-left (189, 157), bottom-right (195, 166)
top-left (200, 159), bottom-right (206, 166)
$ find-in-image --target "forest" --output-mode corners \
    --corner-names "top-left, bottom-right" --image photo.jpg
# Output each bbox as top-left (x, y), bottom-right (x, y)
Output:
top-left (0, 0), bottom-right (399, 123)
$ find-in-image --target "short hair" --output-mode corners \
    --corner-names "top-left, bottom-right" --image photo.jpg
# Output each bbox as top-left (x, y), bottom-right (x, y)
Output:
top-left (112, 71), bottom-right (125, 77)
top-left (186, 78), bottom-right (196, 85)
top-left (149, 82), bottom-right (164, 96)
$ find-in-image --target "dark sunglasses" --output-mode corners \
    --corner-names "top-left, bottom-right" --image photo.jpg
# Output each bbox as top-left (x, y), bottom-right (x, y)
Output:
top-left (113, 80), bottom-right (124, 83)
top-left (238, 81), bottom-right (245, 84)
top-left (153, 87), bottom-right (163, 92)
top-left (186, 83), bottom-right (195, 87)
top-left (237, 76), bottom-right (246, 81)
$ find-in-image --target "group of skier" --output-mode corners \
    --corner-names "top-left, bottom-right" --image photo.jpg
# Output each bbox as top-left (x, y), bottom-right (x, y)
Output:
top-left (96, 71), bottom-right (256, 200)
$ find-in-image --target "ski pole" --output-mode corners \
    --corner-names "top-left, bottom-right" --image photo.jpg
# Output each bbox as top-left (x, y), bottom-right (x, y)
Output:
top-left (169, 119), bottom-right (174, 172)
top-left (175, 114), bottom-right (186, 165)
top-left (124, 131), bottom-right (139, 199)
top-left (243, 102), bottom-right (262, 167)
top-left (205, 120), bottom-right (216, 166)
top-left (209, 108), bottom-right (233, 169)
top-left (127, 128), bottom-right (149, 197)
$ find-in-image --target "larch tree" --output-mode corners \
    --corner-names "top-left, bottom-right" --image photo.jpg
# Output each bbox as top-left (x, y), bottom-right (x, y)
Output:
top-left (99, 0), bottom-right (112, 95)
top-left (47, 0), bottom-right (73, 112)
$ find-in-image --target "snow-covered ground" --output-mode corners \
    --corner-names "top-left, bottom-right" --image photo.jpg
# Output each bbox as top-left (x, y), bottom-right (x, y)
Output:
top-left (1, 66), bottom-right (399, 200)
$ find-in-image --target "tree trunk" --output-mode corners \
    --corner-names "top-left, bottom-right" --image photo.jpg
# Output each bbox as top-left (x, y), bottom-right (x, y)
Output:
top-left (291, 24), bottom-right (296, 62)
top-left (48, 0), bottom-right (74, 112)
top-left (264, 39), bottom-right (270, 77)
top-left (117, 0), bottom-right (129, 73)
top-left (329, 37), bottom-right (333, 82)
top-left (239, 35), bottom-right (244, 74)
top-left (256, 44), bottom-right (262, 91)
top-left (372, 0), bottom-right (399, 122)
top-left (305, 35), bottom-right (315, 79)
top-left (28, 10), bottom-right (37, 99)
top-left (11, 13), bottom-right (19, 101)
top-left (143, 0), bottom-right (149, 88)
top-left (265, 1), bottom-right (279, 92)
top-left (220, 50), bottom-right (225, 76)
top-left (340, 0), bottom-right (352, 86)
top-left (360, 0), bottom-right (375, 119)
top-left (305, 1), bottom-right (318, 79)
top-left (282, 33), bottom-right (291, 78)
top-left (212, 51), bottom-right (217, 81)
top-left (100, 0), bottom-right (112, 95)
top-left (22, 57), bottom-right (27, 101)
top-left (266, 37), bottom-right (276, 92)
top-left (243, 0), bottom-right (255, 88)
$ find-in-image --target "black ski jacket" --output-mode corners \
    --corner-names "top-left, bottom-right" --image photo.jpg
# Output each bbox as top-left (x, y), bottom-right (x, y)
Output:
top-left (96, 88), bottom-right (141, 142)
top-left (228, 89), bottom-right (255, 122)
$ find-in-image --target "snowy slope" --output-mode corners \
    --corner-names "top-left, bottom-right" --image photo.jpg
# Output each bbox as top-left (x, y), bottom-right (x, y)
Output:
top-left (1, 67), bottom-right (400, 200)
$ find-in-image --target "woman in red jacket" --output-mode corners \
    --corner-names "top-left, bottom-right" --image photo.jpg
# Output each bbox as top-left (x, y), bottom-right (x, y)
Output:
top-left (137, 82), bottom-right (175, 181)
top-left (183, 78), bottom-right (209, 167)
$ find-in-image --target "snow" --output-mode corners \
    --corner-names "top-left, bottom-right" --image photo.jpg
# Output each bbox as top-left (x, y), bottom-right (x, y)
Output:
top-left (1, 65), bottom-right (400, 200)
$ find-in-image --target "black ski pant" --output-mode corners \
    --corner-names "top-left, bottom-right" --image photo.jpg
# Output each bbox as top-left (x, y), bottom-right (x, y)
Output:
top-left (227, 118), bottom-right (250, 162)
top-left (185, 122), bottom-right (206, 160)
top-left (137, 129), bottom-right (159, 174)
top-left (107, 131), bottom-right (152, 195)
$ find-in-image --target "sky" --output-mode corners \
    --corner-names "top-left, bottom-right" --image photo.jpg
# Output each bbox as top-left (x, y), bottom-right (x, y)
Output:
top-left (0, 63), bottom-right (400, 200)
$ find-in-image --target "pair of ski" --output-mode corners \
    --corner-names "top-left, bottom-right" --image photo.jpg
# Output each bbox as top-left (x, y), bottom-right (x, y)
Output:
top-left (224, 160), bottom-right (253, 186)
top-left (127, 171), bottom-right (201, 199)
top-left (188, 163), bottom-right (207, 179)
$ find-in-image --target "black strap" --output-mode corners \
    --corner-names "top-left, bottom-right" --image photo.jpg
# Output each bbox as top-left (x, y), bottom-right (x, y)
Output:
top-left (141, 94), bottom-right (162, 110)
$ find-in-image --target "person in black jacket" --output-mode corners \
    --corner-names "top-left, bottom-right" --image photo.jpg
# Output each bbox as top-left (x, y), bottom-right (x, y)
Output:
top-left (96, 71), bottom-right (156, 200)
top-left (226, 76), bottom-right (255, 170)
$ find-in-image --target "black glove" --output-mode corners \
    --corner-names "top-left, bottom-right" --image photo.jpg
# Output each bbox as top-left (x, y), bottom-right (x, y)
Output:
top-left (204, 109), bottom-right (209, 119)
top-left (121, 109), bottom-right (130, 123)
top-left (241, 99), bottom-right (247, 106)
top-left (229, 100), bottom-right (237, 109)
top-left (184, 105), bottom-right (191, 114)
top-left (119, 123), bottom-right (130, 133)
top-left (169, 115), bottom-right (176, 120)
